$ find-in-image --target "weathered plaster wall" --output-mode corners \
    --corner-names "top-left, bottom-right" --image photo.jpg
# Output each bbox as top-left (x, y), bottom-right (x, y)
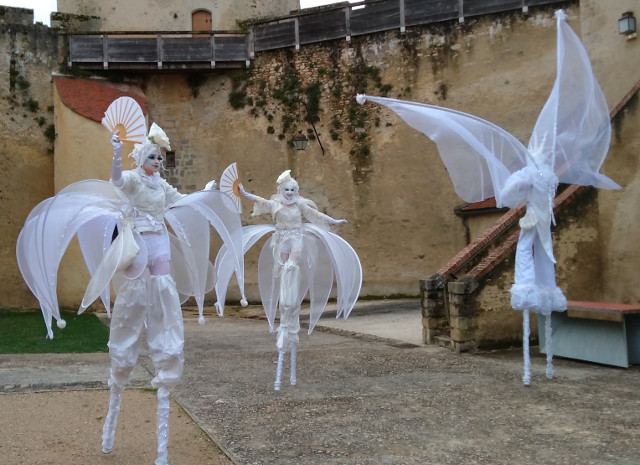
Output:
top-left (580, 0), bottom-right (640, 304)
top-left (0, 10), bottom-right (60, 307)
top-left (4, 1), bottom-right (640, 315)
top-left (597, 101), bottom-right (640, 303)
top-left (56, 0), bottom-right (299, 31)
top-left (580, 0), bottom-right (640, 112)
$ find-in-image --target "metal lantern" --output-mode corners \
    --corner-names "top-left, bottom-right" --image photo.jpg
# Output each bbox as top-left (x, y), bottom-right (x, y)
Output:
top-left (292, 131), bottom-right (308, 150)
top-left (619, 12), bottom-right (636, 37)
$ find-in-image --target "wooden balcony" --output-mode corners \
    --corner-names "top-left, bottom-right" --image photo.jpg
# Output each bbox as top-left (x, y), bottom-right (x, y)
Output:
top-left (66, 31), bottom-right (250, 71)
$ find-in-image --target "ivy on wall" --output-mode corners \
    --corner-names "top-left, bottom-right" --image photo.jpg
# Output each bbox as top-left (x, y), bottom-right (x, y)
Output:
top-left (225, 41), bottom-right (395, 182)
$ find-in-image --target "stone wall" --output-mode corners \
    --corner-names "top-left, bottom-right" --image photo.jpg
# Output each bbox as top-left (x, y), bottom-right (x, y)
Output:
top-left (0, 8), bottom-right (62, 307)
top-left (56, 0), bottom-right (299, 31)
top-left (3, 2), bottom-right (640, 327)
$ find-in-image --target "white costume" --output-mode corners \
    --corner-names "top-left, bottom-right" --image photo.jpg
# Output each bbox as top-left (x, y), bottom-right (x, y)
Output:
top-left (16, 121), bottom-right (245, 465)
top-left (216, 170), bottom-right (362, 390)
top-left (358, 10), bottom-right (620, 385)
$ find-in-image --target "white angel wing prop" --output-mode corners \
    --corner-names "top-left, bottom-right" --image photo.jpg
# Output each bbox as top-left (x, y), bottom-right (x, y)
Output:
top-left (357, 11), bottom-right (620, 203)
top-left (245, 224), bottom-right (361, 335)
top-left (213, 224), bottom-right (275, 316)
top-left (76, 216), bottom-right (118, 316)
top-left (16, 180), bottom-right (132, 338)
top-left (529, 11), bottom-right (620, 190)
top-left (101, 96), bottom-right (147, 144)
top-left (356, 94), bottom-right (530, 208)
top-left (219, 162), bottom-right (243, 213)
top-left (305, 224), bottom-right (362, 333)
top-left (257, 235), bottom-right (312, 333)
top-left (164, 189), bottom-right (246, 323)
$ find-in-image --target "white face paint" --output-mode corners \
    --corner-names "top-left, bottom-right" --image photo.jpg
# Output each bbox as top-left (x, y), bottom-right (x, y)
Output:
top-left (142, 148), bottom-right (163, 175)
top-left (283, 183), bottom-right (297, 201)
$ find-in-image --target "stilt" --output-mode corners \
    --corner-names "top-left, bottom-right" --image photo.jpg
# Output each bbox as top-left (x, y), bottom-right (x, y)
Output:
top-left (274, 350), bottom-right (285, 391)
top-left (290, 341), bottom-right (297, 386)
top-left (101, 387), bottom-right (123, 454)
top-left (544, 314), bottom-right (554, 379)
top-left (155, 386), bottom-right (170, 465)
top-left (522, 309), bottom-right (531, 386)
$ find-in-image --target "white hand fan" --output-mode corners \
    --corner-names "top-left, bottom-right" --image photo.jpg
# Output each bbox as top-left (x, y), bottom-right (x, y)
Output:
top-left (219, 162), bottom-right (242, 213)
top-left (101, 96), bottom-right (147, 144)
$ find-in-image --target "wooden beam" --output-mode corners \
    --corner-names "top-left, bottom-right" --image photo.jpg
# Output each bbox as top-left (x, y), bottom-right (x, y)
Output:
top-left (157, 34), bottom-right (163, 69)
top-left (102, 34), bottom-right (108, 69)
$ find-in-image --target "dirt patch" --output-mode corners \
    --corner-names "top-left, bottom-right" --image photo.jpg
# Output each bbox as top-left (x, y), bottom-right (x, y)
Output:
top-left (0, 389), bottom-right (233, 465)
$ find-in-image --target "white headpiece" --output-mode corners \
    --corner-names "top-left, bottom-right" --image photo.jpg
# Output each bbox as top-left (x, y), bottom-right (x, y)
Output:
top-left (148, 122), bottom-right (171, 151)
top-left (129, 122), bottom-right (170, 167)
top-left (276, 170), bottom-right (299, 197)
top-left (277, 170), bottom-right (293, 185)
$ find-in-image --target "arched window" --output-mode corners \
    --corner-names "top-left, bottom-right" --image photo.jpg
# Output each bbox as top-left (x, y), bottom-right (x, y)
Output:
top-left (192, 10), bottom-right (212, 37)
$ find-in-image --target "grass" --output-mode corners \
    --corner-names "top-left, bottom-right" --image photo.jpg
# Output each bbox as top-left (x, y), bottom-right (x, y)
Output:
top-left (0, 309), bottom-right (109, 354)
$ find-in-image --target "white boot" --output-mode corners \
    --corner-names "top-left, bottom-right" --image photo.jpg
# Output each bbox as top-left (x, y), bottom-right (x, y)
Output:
top-left (101, 387), bottom-right (123, 453)
top-left (290, 341), bottom-right (297, 386)
top-left (155, 387), bottom-right (171, 465)
top-left (274, 350), bottom-right (285, 391)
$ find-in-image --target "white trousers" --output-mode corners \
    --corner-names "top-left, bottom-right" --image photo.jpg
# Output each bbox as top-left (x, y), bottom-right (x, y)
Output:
top-left (107, 274), bottom-right (184, 390)
top-left (511, 228), bottom-right (566, 315)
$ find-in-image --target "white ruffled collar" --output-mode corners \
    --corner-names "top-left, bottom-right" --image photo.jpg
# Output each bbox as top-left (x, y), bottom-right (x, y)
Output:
top-left (136, 167), bottom-right (162, 189)
top-left (280, 194), bottom-right (298, 206)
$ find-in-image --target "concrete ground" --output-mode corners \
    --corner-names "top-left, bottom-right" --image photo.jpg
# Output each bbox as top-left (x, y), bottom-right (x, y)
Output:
top-left (2, 299), bottom-right (640, 464)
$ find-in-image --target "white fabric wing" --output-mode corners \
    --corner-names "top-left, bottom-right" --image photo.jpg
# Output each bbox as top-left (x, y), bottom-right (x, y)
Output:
top-left (213, 224), bottom-right (275, 316)
top-left (357, 94), bottom-right (529, 208)
top-left (250, 225), bottom-right (362, 334)
top-left (305, 224), bottom-right (362, 329)
top-left (16, 180), bottom-right (131, 338)
top-left (530, 11), bottom-right (619, 190)
top-left (164, 189), bottom-right (246, 320)
top-left (76, 216), bottom-right (118, 316)
top-left (357, 11), bottom-right (620, 206)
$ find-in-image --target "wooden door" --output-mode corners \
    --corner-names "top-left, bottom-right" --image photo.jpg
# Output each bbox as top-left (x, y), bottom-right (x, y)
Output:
top-left (192, 10), bottom-right (212, 37)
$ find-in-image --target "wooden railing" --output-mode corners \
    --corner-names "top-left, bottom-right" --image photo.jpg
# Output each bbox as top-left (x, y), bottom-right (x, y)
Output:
top-left (67, 31), bottom-right (250, 70)
top-left (66, 0), bottom-right (567, 70)
top-left (249, 0), bottom-right (563, 54)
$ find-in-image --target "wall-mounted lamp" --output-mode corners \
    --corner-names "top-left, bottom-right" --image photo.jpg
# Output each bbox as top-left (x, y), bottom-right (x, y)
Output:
top-left (292, 131), bottom-right (308, 151)
top-left (619, 12), bottom-right (637, 40)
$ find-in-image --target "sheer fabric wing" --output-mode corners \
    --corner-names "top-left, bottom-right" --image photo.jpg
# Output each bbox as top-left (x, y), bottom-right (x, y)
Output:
top-left (300, 228), bottom-right (334, 334)
top-left (357, 95), bottom-right (530, 207)
top-left (165, 189), bottom-right (247, 310)
top-left (16, 180), bottom-right (130, 338)
top-left (164, 206), bottom-right (213, 311)
top-left (76, 216), bottom-right (118, 316)
top-left (258, 235), bottom-right (280, 332)
top-left (305, 224), bottom-right (362, 332)
top-left (530, 12), bottom-right (620, 190)
top-left (213, 224), bottom-right (275, 316)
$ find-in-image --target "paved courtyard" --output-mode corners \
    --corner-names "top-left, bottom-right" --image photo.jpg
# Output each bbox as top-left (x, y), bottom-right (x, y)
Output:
top-left (2, 300), bottom-right (639, 464)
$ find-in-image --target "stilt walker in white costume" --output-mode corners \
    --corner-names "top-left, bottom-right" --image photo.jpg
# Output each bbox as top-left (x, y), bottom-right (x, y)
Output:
top-left (222, 170), bottom-right (362, 390)
top-left (101, 124), bottom-right (184, 464)
top-left (16, 97), bottom-right (246, 464)
top-left (358, 10), bottom-right (620, 385)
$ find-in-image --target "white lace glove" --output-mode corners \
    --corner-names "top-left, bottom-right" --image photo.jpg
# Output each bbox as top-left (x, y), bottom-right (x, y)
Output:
top-left (110, 131), bottom-right (124, 187)
top-left (204, 180), bottom-right (217, 190)
top-left (328, 217), bottom-right (347, 225)
top-left (238, 183), bottom-right (256, 201)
